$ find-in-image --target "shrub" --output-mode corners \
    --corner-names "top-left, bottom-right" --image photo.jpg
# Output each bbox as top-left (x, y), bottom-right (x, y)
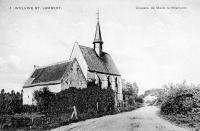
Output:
top-left (22, 105), bottom-right (37, 113)
top-left (0, 90), bottom-right (22, 115)
top-left (160, 83), bottom-right (200, 115)
top-left (33, 87), bottom-right (56, 113)
top-left (0, 116), bottom-right (31, 129)
top-left (127, 97), bottom-right (135, 105)
top-left (135, 96), bottom-right (144, 104)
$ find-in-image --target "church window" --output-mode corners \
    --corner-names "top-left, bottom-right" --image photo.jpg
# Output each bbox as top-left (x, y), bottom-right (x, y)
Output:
top-left (115, 77), bottom-right (118, 87)
top-left (115, 77), bottom-right (118, 92)
top-left (107, 76), bottom-right (111, 88)
top-left (98, 76), bottom-right (102, 87)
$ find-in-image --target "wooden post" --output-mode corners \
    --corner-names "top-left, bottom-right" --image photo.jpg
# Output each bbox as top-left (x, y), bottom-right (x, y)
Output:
top-left (71, 106), bottom-right (78, 120)
top-left (96, 102), bottom-right (99, 111)
top-left (29, 101), bottom-right (33, 129)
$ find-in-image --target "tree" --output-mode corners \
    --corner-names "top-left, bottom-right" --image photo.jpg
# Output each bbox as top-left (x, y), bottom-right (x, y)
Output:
top-left (34, 87), bottom-right (55, 113)
top-left (123, 82), bottom-right (139, 105)
top-left (1, 89), bottom-right (5, 95)
top-left (132, 82), bottom-right (139, 97)
top-left (0, 89), bottom-right (22, 114)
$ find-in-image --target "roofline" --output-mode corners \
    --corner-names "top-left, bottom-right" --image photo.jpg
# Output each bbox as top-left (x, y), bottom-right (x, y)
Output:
top-left (35, 59), bottom-right (73, 70)
top-left (23, 68), bottom-right (37, 88)
top-left (69, 42), bottom-right (77, 59)
top-left (79, 44), bottom-right (109, 55)
top-left (23, 80), bottom-right (61, 88)
top-left (88, 70), bottom-right (121, 76)
top-left (78, 44), bottom-right (88, 48)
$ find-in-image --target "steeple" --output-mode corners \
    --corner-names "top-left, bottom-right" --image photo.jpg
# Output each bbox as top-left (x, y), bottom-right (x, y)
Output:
top-left (93, 10), bottom-right (103, 57)
top-left (94, 22), bottom-right (103, 43)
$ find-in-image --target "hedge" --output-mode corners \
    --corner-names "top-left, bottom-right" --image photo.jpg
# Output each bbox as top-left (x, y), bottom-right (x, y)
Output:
top-left (34, 82), bottom-right (115, 115)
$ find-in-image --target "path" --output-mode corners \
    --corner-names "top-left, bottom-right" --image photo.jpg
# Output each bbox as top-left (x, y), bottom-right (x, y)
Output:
top-left (51, 106), bottom-right (191, 131)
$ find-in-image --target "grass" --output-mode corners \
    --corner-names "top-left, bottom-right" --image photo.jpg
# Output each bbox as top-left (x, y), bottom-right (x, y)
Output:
top-left (0, 113), bottom-right (72, 130)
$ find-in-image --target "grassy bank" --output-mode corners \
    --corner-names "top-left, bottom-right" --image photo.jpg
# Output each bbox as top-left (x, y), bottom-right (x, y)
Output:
top-left (161, 112), bottom-right (200, 130)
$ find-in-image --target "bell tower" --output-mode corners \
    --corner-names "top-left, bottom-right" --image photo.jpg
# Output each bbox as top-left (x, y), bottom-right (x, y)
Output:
top-left (93, 10), bottom-right (103, 57)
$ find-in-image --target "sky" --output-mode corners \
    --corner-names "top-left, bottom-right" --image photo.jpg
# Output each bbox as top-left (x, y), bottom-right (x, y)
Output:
top-left (0, 0), bottom-right (200, 94)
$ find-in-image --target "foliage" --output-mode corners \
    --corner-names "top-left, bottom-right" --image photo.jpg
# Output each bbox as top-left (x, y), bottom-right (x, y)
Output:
top-left (33, 87), bottom-right (56, 113)
top-left (22, 105), bottom-right (38, 113)
top-left (0, 82), bottom-right (141, 130)
top-left (0, 115), bottom-right (31, 129)
top-left (0, 89), bottom-right (22, 115)
top-left (135, 95), bottom-right (144, 104)
top-left (55, 82), bottom-right (115, 114)
top-left (143, 82), bottom-right (200, 130)
top-left (33, 82), bottom-right (115, 115)
top-left (160, 83), bottom-right (200, 115)
top-left (122, 82), bottom-right (139, 106)
top-left (123, 82), bottom-right (139, 96)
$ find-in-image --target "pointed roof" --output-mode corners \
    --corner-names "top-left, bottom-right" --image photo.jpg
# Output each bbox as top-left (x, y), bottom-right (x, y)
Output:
top-left (79, 45), bottom-right (120, 76)
top-left (93, 22), bottom-right (103, 44)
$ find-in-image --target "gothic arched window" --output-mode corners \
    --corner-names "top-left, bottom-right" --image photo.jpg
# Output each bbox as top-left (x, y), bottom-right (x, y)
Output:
top-left (98, 76), bottom-right (102, 87)
top-left (107, 76), bottom-right (111, 88)
top-left (115, 77), bottom-right (118, 87)
top-left (115, 77), bottom-right (118, 92)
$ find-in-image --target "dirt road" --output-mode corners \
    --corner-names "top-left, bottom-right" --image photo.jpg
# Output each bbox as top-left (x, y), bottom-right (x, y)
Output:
top-left (51, 106), bottom-right (191, 131)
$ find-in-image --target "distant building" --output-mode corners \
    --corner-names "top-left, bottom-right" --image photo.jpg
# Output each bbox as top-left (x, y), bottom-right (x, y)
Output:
top-left (144, 95), bottom-right (157, 105)
top-left (23, 14), bottom-right (123, 105)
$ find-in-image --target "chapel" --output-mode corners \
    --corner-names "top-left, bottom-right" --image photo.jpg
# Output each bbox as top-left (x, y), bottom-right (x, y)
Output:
top-left (23, 13), bottom-right (123, 105)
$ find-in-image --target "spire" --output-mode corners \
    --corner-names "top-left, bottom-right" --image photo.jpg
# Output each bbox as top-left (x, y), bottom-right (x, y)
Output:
top-left (93, 10), bottom-right (103, 57)
top-left (93, 10), bottom-right (103, 44)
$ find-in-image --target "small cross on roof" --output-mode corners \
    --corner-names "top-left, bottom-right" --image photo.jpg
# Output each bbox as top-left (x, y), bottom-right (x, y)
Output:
top-left (97, 9), bottom-right (100, 22)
